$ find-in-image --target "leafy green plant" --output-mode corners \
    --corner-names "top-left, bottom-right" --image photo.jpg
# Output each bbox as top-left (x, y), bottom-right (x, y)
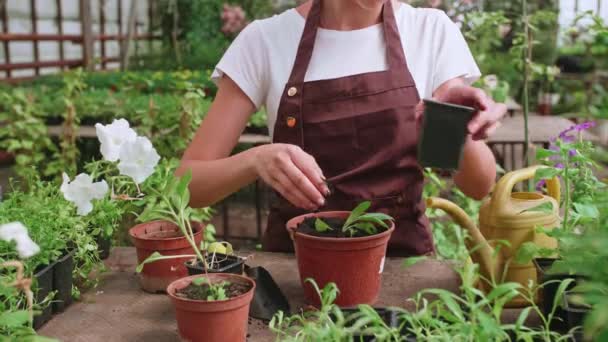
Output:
top-left (190, 277), bottom-right (228, 301)
top-left (0, 90), bottom-right (56, 187)
top-left (314, 201), bottom-right (393, 237)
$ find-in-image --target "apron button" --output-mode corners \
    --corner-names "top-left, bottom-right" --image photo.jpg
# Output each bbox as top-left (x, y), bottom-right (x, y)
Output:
top-left (287, 87), bottom-right (298, 97)
top-left (397, 196), bottom-right (404, 205)
top-left (286, 116), bottom-right (297, 127)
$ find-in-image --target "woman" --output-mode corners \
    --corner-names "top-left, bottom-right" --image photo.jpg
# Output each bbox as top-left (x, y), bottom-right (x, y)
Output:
top-left (178, 0), bottom-right (506, 256)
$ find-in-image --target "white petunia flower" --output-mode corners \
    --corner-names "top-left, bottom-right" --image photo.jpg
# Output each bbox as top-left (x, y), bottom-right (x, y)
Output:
top-left (95, 119), bottom-right (137, 162)
top-left (61, 173), bottom-right (109, 215)
top-left (0, 222), bottom-right (40, 259)
top-left (117, 136), bottom-right (160, 184)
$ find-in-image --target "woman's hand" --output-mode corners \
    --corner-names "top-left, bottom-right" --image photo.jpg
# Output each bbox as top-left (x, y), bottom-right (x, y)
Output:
top-left (254, 144), bottom-right (329, 210)
top-left (434, 84), bottom-right (507, 140)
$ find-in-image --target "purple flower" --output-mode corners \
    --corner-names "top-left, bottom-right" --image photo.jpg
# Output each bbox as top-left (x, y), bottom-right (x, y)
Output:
top-left (555, 163), bottom-right (564, 169)
top-left (568, 149), bottom-right (577, 157)
top-left (557, 121), bottom-right (596, 142)
top-left (536, 179), bottom-right (546, 191)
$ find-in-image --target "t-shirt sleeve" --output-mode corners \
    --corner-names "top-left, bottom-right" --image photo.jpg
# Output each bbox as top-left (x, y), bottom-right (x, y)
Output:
top-left (432, 11), bottom-right (481, 92)
top-left (211, 21), bottom-right (269, 110)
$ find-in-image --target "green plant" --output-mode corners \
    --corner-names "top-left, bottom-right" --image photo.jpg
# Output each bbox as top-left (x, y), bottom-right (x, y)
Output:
top-left (46, 69), bottom-right (86, 179)
top-left (423, 169), bottom-right (476, 261)
top-left (191, 277), bottom-right (228, 301)
top-left (0, 90), bottom-right (56, 187)
top-left (134, 171), bottom-right (226, 300)
top-left (314, 201), bottom-right (393, 237)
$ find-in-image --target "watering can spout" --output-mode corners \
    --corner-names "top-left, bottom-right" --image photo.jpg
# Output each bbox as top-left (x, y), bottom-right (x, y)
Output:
top-left (426, 197), bottom-right (498, 282)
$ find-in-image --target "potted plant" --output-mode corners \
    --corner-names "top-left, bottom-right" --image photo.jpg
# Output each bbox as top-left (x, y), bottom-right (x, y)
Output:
top-left (136, 171), bottom-right (255, 342)
top-left (535, 65), bottom-right (561, 115)
top-left (524, 121), bottom-right (604, 331)
top-left (285, 201), bottom-right (394, 307)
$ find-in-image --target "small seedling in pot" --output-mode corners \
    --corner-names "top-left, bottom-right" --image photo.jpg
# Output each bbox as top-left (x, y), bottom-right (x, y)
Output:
top-left (314, 201), bottom-right (394, 237)
top-left (185, 277), bottom-right (229, 301)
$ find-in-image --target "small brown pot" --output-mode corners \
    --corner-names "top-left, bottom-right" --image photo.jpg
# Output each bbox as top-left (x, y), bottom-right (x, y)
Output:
top-left (129, 220), bottom-right (203, 293)
top-left (286, 211), bottom-right (394, 307)
top-left (167, 273), bottom-right (255, 342)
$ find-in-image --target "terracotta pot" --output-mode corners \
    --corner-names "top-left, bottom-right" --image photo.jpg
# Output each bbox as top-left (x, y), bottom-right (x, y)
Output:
top-left (167, 273), bottom-right (255, 342)
top-left (129, 220), bottom-right (203, 293)
top-left (286, 211), bottom-right (394, 307)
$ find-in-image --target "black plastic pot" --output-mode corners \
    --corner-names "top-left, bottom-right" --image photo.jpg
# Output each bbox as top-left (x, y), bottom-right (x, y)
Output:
top-left (95, 234), bottom-right (112, 260)
top-left (339, 307), bottom-right (416, 342)
top-left (52, 249), bottom-right (75, 313)
top-left (418, 99), bottom-right (475, 170)
top-left (185, 253), bottom-right (245, 276)
top-left (33, 263), bottom-right (54, 330)
top-left (563, 292), bottom-right (591, 331)
top-left (533, 258), bottom-right (581, 332)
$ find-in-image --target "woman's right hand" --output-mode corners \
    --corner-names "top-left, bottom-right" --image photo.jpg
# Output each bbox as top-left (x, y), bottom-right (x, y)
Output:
top-left (254, 144), bottom-right (329, 210)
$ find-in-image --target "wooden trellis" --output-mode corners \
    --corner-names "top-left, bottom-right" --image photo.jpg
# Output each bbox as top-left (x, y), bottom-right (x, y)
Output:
top-left (0, 0), bottom-right (161, 83)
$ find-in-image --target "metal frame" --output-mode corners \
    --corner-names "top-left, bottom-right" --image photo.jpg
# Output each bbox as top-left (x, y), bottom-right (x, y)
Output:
top-left (0, 0), bottom-right (160, 82)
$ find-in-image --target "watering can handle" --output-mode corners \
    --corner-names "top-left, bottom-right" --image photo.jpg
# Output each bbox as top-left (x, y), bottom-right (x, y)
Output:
top-left (493, 165), bottom-right (561, 212)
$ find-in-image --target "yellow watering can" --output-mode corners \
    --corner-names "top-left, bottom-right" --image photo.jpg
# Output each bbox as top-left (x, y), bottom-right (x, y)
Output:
top-left (427, 165), bottom-right (560, 307)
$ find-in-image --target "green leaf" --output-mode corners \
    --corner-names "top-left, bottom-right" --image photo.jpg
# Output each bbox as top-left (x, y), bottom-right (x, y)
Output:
top-left (192, 277), bottom-right (206, 286)
top-left (514, 242), bottom-right (540, 264)
top-left (314, 218), bottom-right (333, 232)
top-left (0, 310), bottom-right (30, 328)
top-left (135, 251), bottom-right (195, 273)
top-left (536, 148), bottom-right (558, 160)
top-left (403, 256), bottom-right (426, 268)
top-left (343, 201), bottom-right (371, 230)
top-left (534, 167), bottom-right (561, 181)
top-left (573, 203), bottom-right (599, 220)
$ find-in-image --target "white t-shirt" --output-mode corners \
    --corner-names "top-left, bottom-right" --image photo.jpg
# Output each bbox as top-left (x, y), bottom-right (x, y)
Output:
top-left (212, 3), bottom-right (481, 137)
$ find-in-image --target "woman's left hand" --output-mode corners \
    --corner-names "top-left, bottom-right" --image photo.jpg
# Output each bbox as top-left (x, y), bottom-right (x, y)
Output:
top-left (417, 84), bottom-right (507, 141)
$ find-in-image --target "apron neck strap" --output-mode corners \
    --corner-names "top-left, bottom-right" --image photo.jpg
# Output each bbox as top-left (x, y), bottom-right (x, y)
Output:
top-left (288, 0), bottom-right (407, 86)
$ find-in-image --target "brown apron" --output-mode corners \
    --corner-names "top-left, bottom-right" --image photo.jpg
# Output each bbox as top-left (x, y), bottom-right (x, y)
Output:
top-left (263, 0), bottom-right (434, 257)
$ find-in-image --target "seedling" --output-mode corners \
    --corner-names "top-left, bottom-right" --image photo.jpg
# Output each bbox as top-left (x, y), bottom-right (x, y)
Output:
top-left (315, 201), bottom-right (394, 237)
top-left (191, 277), bottom-right (229, 301)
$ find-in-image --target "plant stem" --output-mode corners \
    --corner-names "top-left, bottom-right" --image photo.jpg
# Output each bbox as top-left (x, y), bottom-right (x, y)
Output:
top-left (562, 156), bottom-right (571, 232)
top-left (522, 0), bottom-right (531, 183)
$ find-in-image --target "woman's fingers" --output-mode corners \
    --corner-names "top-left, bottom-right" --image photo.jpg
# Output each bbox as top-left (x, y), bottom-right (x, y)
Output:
top-left (289, 146), bottom-right (330, 196)
top-left (278, 154), bottom-right (325, 207)
top-left (271, 171), bottom-right (317, 210)
top-left (469, 102), bottom-right (507, 140)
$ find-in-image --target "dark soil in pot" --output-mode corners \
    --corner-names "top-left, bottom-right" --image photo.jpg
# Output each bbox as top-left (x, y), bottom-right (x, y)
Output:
top-left (296, 217), bottom-right (386, 238)
top-left (52, 249), bottom-right (75, 313)
top-left (185, 253), bottom-right (245, 276)
top-left (175, 280), bottom-right (252, 300)
top-left (33, 263), bottom-right (54, 330)
top-left (95, 234), bottom-right (111, 260)
top-left (533, 258), bottom-right (582, 333)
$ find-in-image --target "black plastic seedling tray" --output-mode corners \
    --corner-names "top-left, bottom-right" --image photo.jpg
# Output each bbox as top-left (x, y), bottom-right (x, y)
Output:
top-left (338, 307), bottom-right (416, 342)
top-left (418, 99), bottom-right (475, 170)
top-left (52, 249), bottom-right (76, 313)
top-left (185, 253), bottom-right (245, 276)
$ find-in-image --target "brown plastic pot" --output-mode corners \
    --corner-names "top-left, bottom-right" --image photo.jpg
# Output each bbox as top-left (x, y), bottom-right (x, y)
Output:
top-left (286, 211), bottom-right (394, 307)
top-left (129, 220), bottom-right (203, 293)
top-left (167, 273), bottom-right (255, 342)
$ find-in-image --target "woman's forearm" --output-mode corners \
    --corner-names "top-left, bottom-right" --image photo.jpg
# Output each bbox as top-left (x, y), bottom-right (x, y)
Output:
top-left (177, 147), bottom-right (260, 207)
top-left (453, 138), bottom-right (496, 200)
